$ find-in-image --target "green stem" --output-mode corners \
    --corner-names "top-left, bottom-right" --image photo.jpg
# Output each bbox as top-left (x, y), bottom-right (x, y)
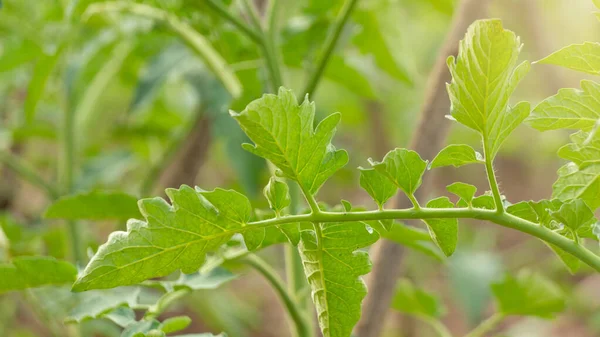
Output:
top-left (463, 313), bottom-right (505, 337)
top-left (0, 151), bottom-right (60, 199)
top-left (205, 0), bottom-right (262, 43)
top-left (236, 208), bottom-right (600, 272)
top-left (302, 0), bottom-right (360, 97)
top-left (145, 289), bottom-right (190, 319)
top-left (418, 316), bottom-right (453, 337)
top-left (483, 143), bottom-right (504, 213)
top-left (244, 255), bottom-right (312, 337)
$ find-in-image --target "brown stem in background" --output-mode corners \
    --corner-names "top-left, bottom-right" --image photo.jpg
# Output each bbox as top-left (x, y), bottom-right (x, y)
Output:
top-left (354, 1), bottom-right (492, 336)
top-left (152, 113), bottom-right (212, 195)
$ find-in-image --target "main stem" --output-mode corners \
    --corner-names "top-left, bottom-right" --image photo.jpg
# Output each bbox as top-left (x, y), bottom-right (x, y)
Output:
top-left (244, 255), bottom-right (312, 337)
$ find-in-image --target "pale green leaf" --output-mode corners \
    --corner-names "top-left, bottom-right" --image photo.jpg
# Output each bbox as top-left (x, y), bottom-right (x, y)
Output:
top-left (553, 162), bottom-right (600, 210)
top-left (358, 168), bottom-right (397, 209)
top-left (446, 182), bottom-right (477, 205)
top-left (422, 197), bottom-right (457, 257)
top-left (369, 148), bottom-right (427, 203)
top-left (231, 88), bottom-right (348, 195)
top-left (430, 144), bottom-right (483, 169)
top-left (391, 279), bottom-right (444, 318)
top-left (447, 19), bottom-right (530, 157)
top-left (536, 42), bottom-right (600, 75)
top-left (121, 319), bottom-right (161, 337)
top-left (263, 177), bottom-right (291, 215)
top-left (491, 270), bottom-right (565, 318)
top-left (550, 199), bottom-right (595, 232)
top-left (549, 232), bottom-right (581, 274)
top-left (528, 80), bottom-right (600, 131)
top-left (159, 316), bottom-right (191, 334)
top-left (144, 268), bottom-right (236, 293)
top-left (457, 194), bottom-right (495, 210)
top-left (73, 186), bottom-right (252, 291)
top-left (65, 287), bottom-right (141, 324)
top-left (44, 191), bottom-right (141, 221)
top-left (557, 130), bottom-right (600, 165)
top-left (506, 201), bottom-right (537, 222)
top-left (243, 222), bottom-right (301, 249)
top-left (84, 2), bottom-right (241, 98)
top-left (298, 222), bottom-right (379, 337)
top-left (0, 257), bottom-right (76, 293)
top-left (368, 221), bottom-right (444, 261)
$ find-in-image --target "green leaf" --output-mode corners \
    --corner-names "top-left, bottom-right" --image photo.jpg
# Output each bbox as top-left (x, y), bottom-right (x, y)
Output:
top-left (553, 162), bottom-right (600, 210)
top-left (121, 319), bottom-right (161, 337)
top-left (528, 80), bottom-right (600, 131)
top-left (44, 191), bottom-right (141, 221)
top-left (429, 144), bottom-right (483, 169)
top-left (298, 222), bottom-right (379, 337)
top-left (231, 88), bottom-right (348, 195)
top-left (145, 268), bottom-right (236, 293)
top-left (506, 201), bottom-right (537, 223)
top-left (84, 2), bottom-right (241, 98)
top-left (105, 307), bottom-right (137, 328)
top-left (422, 197), bottom-right (458, 257)
top-left (73, 186), bottom-right (252, 291)
top-left (447, 19), bottom-right (530, 157)
top-left (353, 10), bottom-right (411, 84)
top-left (557, 130), bottom-right (600, 166)
top-left (491, 270), bottom-right (565, 318)
top-left (391, 279), bottom-right (444, 318)
top-left (0, 256), bottom-right (77, 293)
top-left (550, 199), bottom-right (595, 233)
top-left (358, 168), bottom-right (397, 209)
top-left (446, 182), bottom-right (477, 205)
top-left (369, 148), bottom-right (427, 204)
top-left (243, 222), bottom-right (301, 250)
top-left (159, 316), bottom-right (191, 334)
top-left (24, 49), bottom-right (64, 124)
top-left (65, 287), bottom-right (141, 325)
top-left (263, 177), bottom-right (291, 216)
top-left (536, 42), bottom-right (600, 75)
top-left (379, 222), bottom-right (444, 261)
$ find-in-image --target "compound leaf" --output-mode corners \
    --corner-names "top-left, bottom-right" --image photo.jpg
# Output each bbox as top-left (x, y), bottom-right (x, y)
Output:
top-left (422, 197), bottom-right (458, 257)
top-left (358, 168), bottom-right (397, 209)
top-left (298, 222), bottom-right (379, 337)
top-left (391, 279), bottom-right (444, 319)
top-left (73, 186), bottom-right (252, 291)
top-left (491, 270), bottom-right (565, 318)
top-left (231, 88), bottom-right (348, 196)
top-left (369, 148), bottom-right (427, 205)
top-left (446, 182), bottom-right (477, 205)
top-left (536, 42), bottom-right (600, 75)
top-left (528, 80), bottom-right (600, 131)
top-left (429, 144), bottom-right (483, 169)
top-left (0, 256), bottom-right (77, 293)
top-left (447, 19), bottom-right (530, 157)
top-left (44, 191), bottom-right (141, 221)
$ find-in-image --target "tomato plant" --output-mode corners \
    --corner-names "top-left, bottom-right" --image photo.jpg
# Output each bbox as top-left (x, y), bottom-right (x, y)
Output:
top-left (2, 1), bottom-right (600, 337)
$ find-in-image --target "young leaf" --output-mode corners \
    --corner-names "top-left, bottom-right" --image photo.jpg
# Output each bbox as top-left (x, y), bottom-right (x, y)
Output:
top-left (298, 222), bottom-right (379, 337)
top-left (429, 144), bottom-right (483, 169)
top-left (553, 162), bottom-right (600, 210)
top-left (358, 168), bottom-right (397, 209)
top-left (422, 197), bottom-right (458, 257)
top-left (446, 19), bottom-right (530, 157)
top-left (65, 287), bottom-right (141, 324)
top-left (144, 268), bottom-right (236, 293)
top-left (550, 199), bottom-right (595, 233)
top-left (491, 270), bottom-right (565, 318)
top-left (73, 186), bottom-right (252, 291)
top-left (231, 88), bottom-right (348, 196)
top-left (369, 148), bottom-right (427, 206)
top-left (446, 182), bottom-right (477, 205)
top-left (558, 130), bottom-right (600, 165)
top-left (0, 256), bottom-right (77, 293)
top-left (44, 191), bottom-right (141, 220)
top-left (535, 42), bottom-right (600, 75)
top-left (391, 279), bottom-right (444, 318)
top-left (528, 81), bottom-right (600, 131)
top-left (159, 316), bottom-right (192, 334)
top-left (263, 177), bottom-right (291, 216)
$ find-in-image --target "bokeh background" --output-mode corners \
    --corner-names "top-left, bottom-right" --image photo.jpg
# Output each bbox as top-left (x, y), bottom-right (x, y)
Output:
top-left (1, 0), bottom-right (600, 336)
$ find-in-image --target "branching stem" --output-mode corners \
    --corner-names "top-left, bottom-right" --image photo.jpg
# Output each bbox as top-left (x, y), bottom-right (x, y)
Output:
top-left (239, 207), bottom-right (600, 272)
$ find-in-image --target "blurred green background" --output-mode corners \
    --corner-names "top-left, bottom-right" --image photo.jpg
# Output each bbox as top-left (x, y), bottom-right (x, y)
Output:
top-left (1, 0), bottom-right (600, 336)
